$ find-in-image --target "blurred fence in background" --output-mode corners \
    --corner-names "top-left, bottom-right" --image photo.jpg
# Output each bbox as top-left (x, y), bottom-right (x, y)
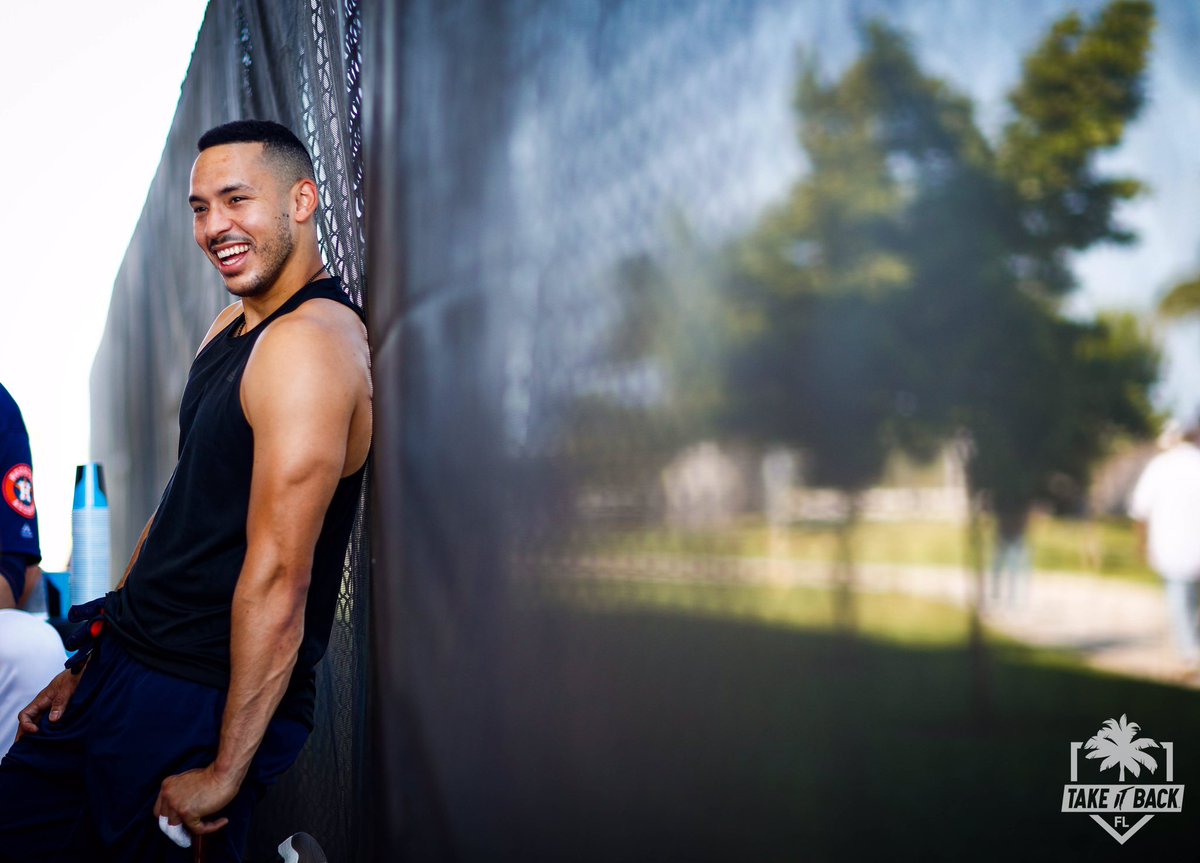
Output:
top-left (365, 2), bottom-right (1192, 860)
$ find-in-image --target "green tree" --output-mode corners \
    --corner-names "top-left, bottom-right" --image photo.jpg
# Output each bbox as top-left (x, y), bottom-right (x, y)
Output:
top-left (998, 0), bottom-right (1152, 298)
top-left (888, 3), bottom-right (1156, 719)
top-left (1158, 275), bottom-right (1200, 319)
top-left (959, 0), bottom-right (1155, 574)
top-left (726, 2), bottom-right (1158, 651)
top-left (966, 311), bottom-right (1158, 527)
top-left (858, 2), bottom-right (1157, 546)
top-left (727, 31), bottom-right (918, 628)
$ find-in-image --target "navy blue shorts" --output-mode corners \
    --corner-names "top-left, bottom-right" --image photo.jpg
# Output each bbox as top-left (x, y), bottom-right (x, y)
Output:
top-left (0, 636), bottom-right (308, 862)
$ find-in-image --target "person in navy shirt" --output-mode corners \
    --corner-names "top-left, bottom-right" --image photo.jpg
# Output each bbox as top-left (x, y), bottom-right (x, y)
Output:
top-left (0, 382), bottom-right (41, 609)
top-left (0, 383), bottom-right (62, 756)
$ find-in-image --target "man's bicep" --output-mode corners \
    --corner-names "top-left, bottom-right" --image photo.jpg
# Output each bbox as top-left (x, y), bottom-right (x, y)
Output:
top-left (252, 401), bottom-right (346, 503)
top-left (246, 325), bottom-right (355, 478)
top-left (0, 552), bottom-right (25, 608)
top-left (243, 327), bottom-right (354, 554)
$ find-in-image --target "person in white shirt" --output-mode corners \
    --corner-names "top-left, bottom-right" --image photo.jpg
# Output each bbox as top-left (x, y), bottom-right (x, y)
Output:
top-left (1129, 420), bottom-right (1200, 662)
top-left (0, 611), bottom-right (63, 755)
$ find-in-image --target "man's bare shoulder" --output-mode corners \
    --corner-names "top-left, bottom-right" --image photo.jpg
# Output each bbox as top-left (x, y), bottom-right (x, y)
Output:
top-left (245, 299), bottom-right (369, 395)
top-left (242, 298), bottom-right (372, 472)
top-left (196, 301), bottom-right (244, 355)
top-left (257, 298), bottom-right (367, 355)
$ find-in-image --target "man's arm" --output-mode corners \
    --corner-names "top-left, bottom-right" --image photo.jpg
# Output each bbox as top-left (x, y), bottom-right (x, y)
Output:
top-left (14, 509), bottom-right (157, 741)
top-left (0, 557), bottom-right (44, 611)
top-left (117, 511), bottom-right (155, 590)
top-left (0, 555), bottom-right (27, 610)
top-left (155, 312), bottom-right (360, 834)
top-left (17, 563), bottom-right (41, 609)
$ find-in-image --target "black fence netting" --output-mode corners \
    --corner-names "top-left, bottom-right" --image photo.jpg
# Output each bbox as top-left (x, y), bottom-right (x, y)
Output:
top-left (363, 0), bottom-right (1193, 861)
top-left (366, 2), bottom-right (810, 856)
top-left (90, 1), bottom-right (366, 860)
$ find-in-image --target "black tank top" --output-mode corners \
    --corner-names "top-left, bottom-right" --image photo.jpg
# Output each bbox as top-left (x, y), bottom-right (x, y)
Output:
top-left (105, 279), bottom-right (366, 727)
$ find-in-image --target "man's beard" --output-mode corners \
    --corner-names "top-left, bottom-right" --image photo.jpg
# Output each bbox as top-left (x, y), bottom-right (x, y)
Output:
top-left (226, 215), bottom-right (294, 298)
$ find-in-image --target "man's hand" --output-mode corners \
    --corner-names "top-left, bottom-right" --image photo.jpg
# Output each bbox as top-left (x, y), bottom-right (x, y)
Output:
top-left (154, 764), bottom-right (239, 836)
top-left (15, 669), bottom-right (83, 742)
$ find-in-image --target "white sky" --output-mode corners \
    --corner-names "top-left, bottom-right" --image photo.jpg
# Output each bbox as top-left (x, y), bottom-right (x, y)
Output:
top-left (0, 0), bottom-right (210, 568)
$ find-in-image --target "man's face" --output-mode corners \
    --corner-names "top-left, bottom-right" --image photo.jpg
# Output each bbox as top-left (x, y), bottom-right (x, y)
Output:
top-left (189, 143), bottom-right (295, 298)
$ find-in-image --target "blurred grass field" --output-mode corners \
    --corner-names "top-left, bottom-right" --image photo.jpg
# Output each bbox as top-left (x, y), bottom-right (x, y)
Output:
top-left (599, 513), bottom-right (1155, 583)
top-left (520, 576), bottom-right (1195, 861)
top-left (556, 575), bottom-right (975, 647)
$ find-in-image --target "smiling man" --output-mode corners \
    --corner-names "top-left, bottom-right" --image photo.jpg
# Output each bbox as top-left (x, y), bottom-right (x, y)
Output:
top-left (0, 120), bottom-right (372, 862)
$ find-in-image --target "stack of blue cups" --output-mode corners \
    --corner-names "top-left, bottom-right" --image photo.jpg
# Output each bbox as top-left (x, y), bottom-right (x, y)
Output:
top-left (70, 462), bottom-right (110, 608)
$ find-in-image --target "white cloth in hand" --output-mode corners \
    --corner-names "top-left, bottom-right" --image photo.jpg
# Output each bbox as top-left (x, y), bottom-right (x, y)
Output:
top-left (158, 814), bottom-right (192, 848)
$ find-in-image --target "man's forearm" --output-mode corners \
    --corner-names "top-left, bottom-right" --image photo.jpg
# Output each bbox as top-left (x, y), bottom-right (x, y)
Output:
top-left (116, 512), bottom-right (156, 590)
top-left (211, 566), bottom-right (307, 789)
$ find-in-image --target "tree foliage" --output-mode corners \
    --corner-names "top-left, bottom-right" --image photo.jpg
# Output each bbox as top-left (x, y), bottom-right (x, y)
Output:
top-left (1158, 276), bottom-right (1200, 319)
top-left (999, 0), bottom-right (1152, 297)
top-left (727, 1), bottom-right (1158, 530)
top-left (965, 310), bottom-right (1158, 528)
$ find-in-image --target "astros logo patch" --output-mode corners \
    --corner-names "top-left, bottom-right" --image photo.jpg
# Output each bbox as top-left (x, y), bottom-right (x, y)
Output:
top-left (3, 464), bottom-right (35, 518)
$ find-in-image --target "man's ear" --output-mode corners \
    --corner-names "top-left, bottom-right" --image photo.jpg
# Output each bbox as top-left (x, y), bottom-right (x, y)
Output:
top-left (292, 178), bottom-right (320, 224)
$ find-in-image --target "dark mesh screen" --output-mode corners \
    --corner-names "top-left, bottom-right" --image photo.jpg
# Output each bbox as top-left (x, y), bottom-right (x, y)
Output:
top-left (89, 1), bottom-right (367, 860)
top-left (364, 2), bottom-right (825, 858)
top-left (363, 1), bottom-right (1190, 861)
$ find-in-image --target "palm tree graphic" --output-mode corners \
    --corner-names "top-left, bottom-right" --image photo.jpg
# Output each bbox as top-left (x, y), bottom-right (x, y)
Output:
top-left (1085, 715), bottom-right (1158, 781)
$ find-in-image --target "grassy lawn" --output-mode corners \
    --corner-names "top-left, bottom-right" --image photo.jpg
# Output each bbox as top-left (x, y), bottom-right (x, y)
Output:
top-left (553, 575), bottom-right (976, 647)
top-left (599, 513), bottom-right (1155, 583)
top-left (481, 578), bottom-right (1198, 861)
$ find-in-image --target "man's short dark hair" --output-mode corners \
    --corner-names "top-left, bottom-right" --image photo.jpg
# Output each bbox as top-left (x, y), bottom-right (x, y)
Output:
top-left (197, 120), bottom-right (315, 186)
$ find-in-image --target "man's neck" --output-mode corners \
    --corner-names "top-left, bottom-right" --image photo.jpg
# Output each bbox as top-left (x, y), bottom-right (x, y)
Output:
top-left (239, 254), bottom-right (327, 330)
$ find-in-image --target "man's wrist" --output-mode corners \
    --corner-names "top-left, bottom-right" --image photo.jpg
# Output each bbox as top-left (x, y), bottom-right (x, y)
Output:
top-left (210, 757), bottom-right (248, 790)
